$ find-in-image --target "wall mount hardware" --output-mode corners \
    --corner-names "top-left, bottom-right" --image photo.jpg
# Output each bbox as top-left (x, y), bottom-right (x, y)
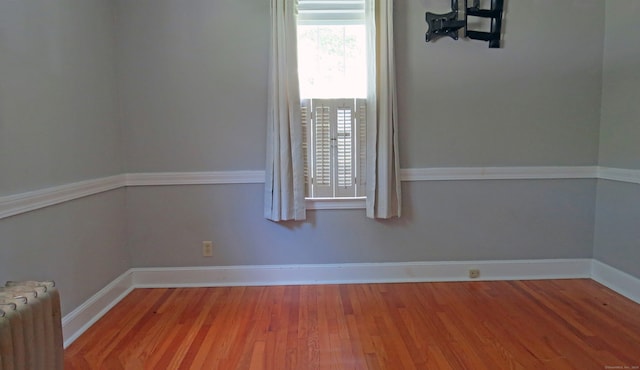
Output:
top-left (425, 0), bottom-right (504, 48)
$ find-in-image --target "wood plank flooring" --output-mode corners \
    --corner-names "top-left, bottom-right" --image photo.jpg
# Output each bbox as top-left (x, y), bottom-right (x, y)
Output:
top-left (64, 279), bottom-right (640, 369)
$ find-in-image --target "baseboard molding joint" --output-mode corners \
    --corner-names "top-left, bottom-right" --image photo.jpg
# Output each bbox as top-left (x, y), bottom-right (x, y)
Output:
top-left (591, 260), bottom-right (640, 304)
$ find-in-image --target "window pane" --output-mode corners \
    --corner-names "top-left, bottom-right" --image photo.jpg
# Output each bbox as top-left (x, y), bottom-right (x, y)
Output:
top-left (297, 25), bottom-right (366, 99)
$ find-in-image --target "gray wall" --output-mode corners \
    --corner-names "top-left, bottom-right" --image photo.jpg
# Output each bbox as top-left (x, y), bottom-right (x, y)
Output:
top-left (117, 0), bottom-right (604, 172)
top-left (594, 0), bottom-right (640, 279)
top-left (0, 191), bottom-right (128, 315)
top-left (0, 0), bottom-right (123, 195)
top-left (116, 0), bottom-right (269, 172)
top-left (0, 0), bottom-right (128, 315)
top-left (396, 0), bottom-right (603, 168)
top-left (117, 0), bottom-right (603, 267)
top-left (127, 181), bottom-right (595, 267)
top-left (597, 0), bottom-right (640, 169)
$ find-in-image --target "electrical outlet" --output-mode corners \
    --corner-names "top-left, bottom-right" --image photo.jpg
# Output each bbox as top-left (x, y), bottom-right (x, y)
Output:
top-left (202, 241), bottom-right (213, 257)
top-left (469, 269), bottom-right (480, 279)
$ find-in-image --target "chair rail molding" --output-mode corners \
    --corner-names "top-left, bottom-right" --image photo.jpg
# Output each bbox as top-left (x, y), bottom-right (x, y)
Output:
top-left (0, 175), bottom-right (125, 219)
top-left (4, 166), bottom-right (640, 218)
top-left (597, 167), bottom-right (640, 185)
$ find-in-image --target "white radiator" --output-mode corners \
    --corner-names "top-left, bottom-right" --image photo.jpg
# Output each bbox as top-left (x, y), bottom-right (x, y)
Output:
top-left (0, 281), bottom-right (63, 370)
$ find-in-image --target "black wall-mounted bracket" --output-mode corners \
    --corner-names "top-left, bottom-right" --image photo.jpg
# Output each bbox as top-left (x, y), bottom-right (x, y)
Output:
top-left (425, 7), bottom-right (466, 42)
top-left (426, 0), bottom-right (505, 48)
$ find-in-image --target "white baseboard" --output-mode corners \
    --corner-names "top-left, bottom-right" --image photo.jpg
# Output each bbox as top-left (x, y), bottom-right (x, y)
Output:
top-left (591, 260), bottom-right (640, 304)
top-left (63, 258), bottom-right (640, 348)
top-left (62, 271), bottom-right (134, 348)
top-left (130, 259), bottom-right (592, 288)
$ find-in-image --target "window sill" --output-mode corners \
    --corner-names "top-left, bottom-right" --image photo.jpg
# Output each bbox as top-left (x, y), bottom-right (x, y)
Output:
top-left (305, 197), bottom-right (366, 210)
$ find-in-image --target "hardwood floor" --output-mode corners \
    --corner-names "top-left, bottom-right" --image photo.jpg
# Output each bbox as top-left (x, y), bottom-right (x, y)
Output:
top-left (64, 279), bottom-right (640, 369)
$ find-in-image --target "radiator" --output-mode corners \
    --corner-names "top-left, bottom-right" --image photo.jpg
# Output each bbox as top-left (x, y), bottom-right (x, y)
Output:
top-left (0, 281), bottom-right (63, 370)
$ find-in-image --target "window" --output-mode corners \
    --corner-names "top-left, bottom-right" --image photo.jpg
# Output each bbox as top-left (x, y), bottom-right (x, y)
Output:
top-left (297, 0), bottom-right (367, 199)
top-left (265, 0), bottom-right (399, 220)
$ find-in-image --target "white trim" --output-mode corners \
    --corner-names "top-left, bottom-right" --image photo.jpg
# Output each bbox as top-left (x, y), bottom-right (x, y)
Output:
top-left (4, 166), bottom-right (640, 218)
top-left (597, 167), bottom-right (640, 185)
top-left (591, 260), bottom-right (640, 304)
top-left (130, 259), bottom-right (591, 287)
top-left (63, 258), bottom-right (640, 347)
top-left (61, 270), bottom-right (134, 348)
top-left (306, 197), bottom-right (366, 210)
top-left (125, 170), bottom-right (265, 186)
top-left (0, 175), bottom-right (125, 220)
top-left (400, 166), bottom-right (598, 181)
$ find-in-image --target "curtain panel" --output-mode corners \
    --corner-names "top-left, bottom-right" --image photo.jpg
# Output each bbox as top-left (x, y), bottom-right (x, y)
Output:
top-left (366, 0), bottom-right (402, 219)
top-left (264, 0), bottom-right (307, 222)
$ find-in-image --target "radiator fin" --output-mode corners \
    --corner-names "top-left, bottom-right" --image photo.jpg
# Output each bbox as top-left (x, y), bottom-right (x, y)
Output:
top-left (0, 281), bottom-right (63, 370)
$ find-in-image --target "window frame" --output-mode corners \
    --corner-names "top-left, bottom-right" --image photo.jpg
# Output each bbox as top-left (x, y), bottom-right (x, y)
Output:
top-left (297, 0), bottom-right (369, 208)
top-left (297, 0), bottom-right (365, 26)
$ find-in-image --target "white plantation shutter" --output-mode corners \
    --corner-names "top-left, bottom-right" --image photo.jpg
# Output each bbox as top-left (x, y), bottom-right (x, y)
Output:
top-left (312, 100), bottom-right (333, 197)
top-left (335, 100), bottom-right (356, 197)
top-left (303, 98), bottom-right (365, 198)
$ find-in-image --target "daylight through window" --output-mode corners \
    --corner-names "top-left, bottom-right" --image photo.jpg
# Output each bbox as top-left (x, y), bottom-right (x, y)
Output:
top-left (297, 0), bottom-right (368, 198)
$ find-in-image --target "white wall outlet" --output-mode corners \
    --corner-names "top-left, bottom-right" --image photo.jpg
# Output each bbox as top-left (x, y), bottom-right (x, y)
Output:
top-left (202, 241), bottom-right (213, 257)
top-left (469, 269), bottom-right (480, 279)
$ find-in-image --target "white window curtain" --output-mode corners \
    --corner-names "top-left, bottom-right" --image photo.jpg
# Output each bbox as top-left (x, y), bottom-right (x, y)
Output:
top-left (365, 0), bottom-right (402, 219)
top-left (264, 0), bottom-right (306, 221)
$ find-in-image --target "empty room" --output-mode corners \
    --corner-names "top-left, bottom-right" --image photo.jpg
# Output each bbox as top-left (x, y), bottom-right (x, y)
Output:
top-left (1, 0), bottom-right (639, 368)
